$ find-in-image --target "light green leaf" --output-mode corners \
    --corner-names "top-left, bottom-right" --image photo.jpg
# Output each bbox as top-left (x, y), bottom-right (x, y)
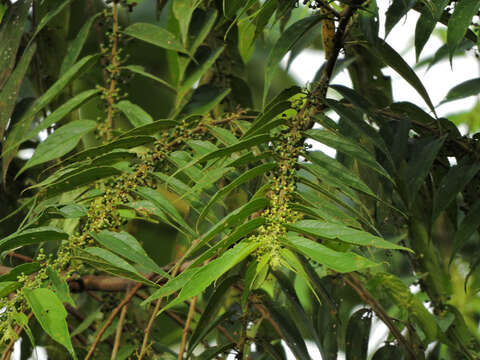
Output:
top-left (447, 0), bottom-right (480, 63)
top-left (90, 230), bottom-right (168, 277)
top-left (161, 241), bottom-right (259, 313)
top-left (116, 100), bottom-right (154, 127)
top-left (24, 288), bottom-right (76, 359)
top-left (0, 227), bottom-right (68, 254)
top-left (18, 120), bottom-right (96, 176)
top-left (46, 267), bottom-right (75, 307)
top-left (0, 281), bottom-right (20, 298)
top-left (288, 220), bottom-right (412, 252)
top-left (123, 23), bottom-right (188, 54)
top-left (135, 186), bottom-right (195, 236)
top-left (173, 0), bottom-right (200, 45)
top-left (264, 14), bottom-right (324, 106)
top-left (284, 234), bottom-right (378, 273)
top-left (60, 13), bottom-right (101, 75)
top-left (0, 263), bottom-right (41, 282)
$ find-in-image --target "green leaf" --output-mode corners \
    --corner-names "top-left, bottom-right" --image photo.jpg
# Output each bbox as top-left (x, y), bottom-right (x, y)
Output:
top-left (371, 38), bottom-right (436, 114)
top-left (441, 77), bottom-right (480, 104)
top-left (59, 136), bottom-right (156, 166)
top-left (0, 281), bottom-right (20, 298)
top-left (18, 120), bottom-right (96, 176)
top-left (179, 85), bottom-right (230, 117)
top-left (121, 65), bottom-right (177, 92)
top-left (0, 263), bottom-right (41, 282)
top-left (345, 309), bottom-right (372, 360)
top-left (24, 288), bottom-right (76, 359)
top-left (135, 186), bottom-right (195, 236)
top-left (60, 13), bottom-right (101, 75)
top-left (0, 0), bottom-right (31, 89)
top-left (81, 247), bottom-right (156, 286)
top-left (288, 220), bottom-right (412, 252)
top-left (415, 0), bottom-right (449, 60)
top-left (161, 241), bottom-right (259, 313)
top-left (188, 9), bottom-right (218, 53)
top-left (123, 23), bottom-right (188, 54)
top-left (305, 129), bottom-right (393, 182)
top-left (30, 0), bottom-right (73, 42)
top-left (0, 44), bottom-right (36, 140)
top-left (141, 267), bottom-right (200, 306)
top-left (46, 267), bottom-right (75, 307)
top-left (283, 234), bottom-right (378, 273)
top-left (2, 54), bottom-right (100, 181)
top-left (44, 166), bottom-right (122, 198)
top-left (115, 100), bottom-right (154, 127)
top-left (264, 14), bottom-right (323, 105)
top-left (119, 120), bottom-right (176, 138)
top-left (404, 136), bottom-right (446, 207)
top-left (373, 272), bottom-right (438, 342)
top-left (0, 227), bottom-right (68, 254)
top-left (57, 204), bottom-right (88, 218)
top-left (70, 307), bottom-right (102, 337)
top-left (447, 0), bottom-right (480, 63)
top-left (196, 163), bottom-right (275, 229)
top-left (372, 345), bottom-right (405, 359)
top-left (178, 47), bottom-right (224, 97)
top-left (307, 151), bottom-right (375, 197)
top-left (187, 276), bottom-right (238, 356)
top-left (244, 101), bottom-right (292, 138)
top-left (385, 0), bottom-right (416, 37)
top-left (173, 0), bottom-right (200, 46)
top-left (432, 161), bottom-right (480, 221)
top-left (90, 230), bottom-right (168, 277)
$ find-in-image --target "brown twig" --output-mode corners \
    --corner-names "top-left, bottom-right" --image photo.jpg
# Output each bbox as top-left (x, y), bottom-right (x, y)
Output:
top-left (138, 298), bottom-right (162, 360)
top-left (178, 296), bottom-right (197, 360)
top-left (343, 273), bottom-right (417, 358)
top-left (84, 281), bottom-right (144, 360)
top-left (110, 303), bottom-right (128, 360)
top-left (1, 312), bottom-right (33, 360)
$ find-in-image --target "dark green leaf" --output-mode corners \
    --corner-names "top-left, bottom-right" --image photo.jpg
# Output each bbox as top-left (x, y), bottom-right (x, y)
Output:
top-left (60, 13), bottom-right (101, 75)
top-left (345, 309), bottom-right (372, 360)
top-left (371, 38), bottom-right (435, 113)
top-left (0, 0), bottom-right (31, 89)
top-left (121, 65), bottom-right (176, 92)
top-left (385, 0), bottom-right (417, 37)
top-left (372, 345), bottom-right (405, 359)
top-left (447, 0), bottom-right (480, 63)
top-left (283, 233), bottom-right (378, 273)
top-left (24, 288), bottom-right (76, 359)
top-left (0, 227), bottom-right (68, 254)
top-left (0, 44), bottom-right (36, 139)
top-left (264, 14), bottom-right (324, 105)
top-left (441, 77), bottom-right (480, 104)
top-left (415, 0), bottom-right (449, 59)
top-left (179, 85), bottom-right (230, 117)
top-left (30, 0), bottom-right (73, 42)
top-left (119, 120), bottom-right (176, 138)
top-left (451, 198), bottom-right (480, 263)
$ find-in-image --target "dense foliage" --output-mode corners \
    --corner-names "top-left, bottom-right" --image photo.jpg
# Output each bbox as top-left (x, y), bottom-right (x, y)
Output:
top-left (1, 0), bottom-right (480, 358)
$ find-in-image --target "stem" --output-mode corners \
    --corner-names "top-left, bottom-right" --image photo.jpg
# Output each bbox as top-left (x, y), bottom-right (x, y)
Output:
top-left (110, 303), bottom-right (127, 360)
top-left (1, 312), bottom-right (33, 360)
top-left (84, 281), bottom-right (143, 360)
top-left (177, 296), bottom-right (197, 360)
top-left (138, 299), bottom-right (162, 360)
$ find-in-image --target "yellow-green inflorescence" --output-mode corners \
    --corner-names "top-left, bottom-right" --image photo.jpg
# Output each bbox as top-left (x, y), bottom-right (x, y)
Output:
top-left (253, 114), bottom-right (308, 268)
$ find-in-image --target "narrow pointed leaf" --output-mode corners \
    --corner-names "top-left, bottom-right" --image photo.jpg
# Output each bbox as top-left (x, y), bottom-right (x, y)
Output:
top-left (123, 23), bottom-right (188, 54)
top-left (385, 0), bottom-right (416, 36)
top-left (415, 0), bottom-right (449, 59)
top-left (288, 220), bottom-right (412, 252)
top-left (173, 0), bottom-right (199, 45)
top-left (0, 227), bottom-right (68, 254)
top-left (441, 77), bottom-right (480, 104)
top-left (451, 198), bottom-right (480, 262)
top-left (447, 0), bottom-right (480, 63)
top-left (284, 234), bottom-right (378, 273)
top-left (115, 100), bottom-right (154, 127)
top-left (18, 120), bottom-right (96, 176)
top-left (121, 65), bottom-right (177, 92)
top-left (345, 309), bottom-right (372, 360)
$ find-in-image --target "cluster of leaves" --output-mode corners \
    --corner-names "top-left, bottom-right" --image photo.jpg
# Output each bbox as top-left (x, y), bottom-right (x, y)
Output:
top-left (0, 0), bottom-right (480, 359)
